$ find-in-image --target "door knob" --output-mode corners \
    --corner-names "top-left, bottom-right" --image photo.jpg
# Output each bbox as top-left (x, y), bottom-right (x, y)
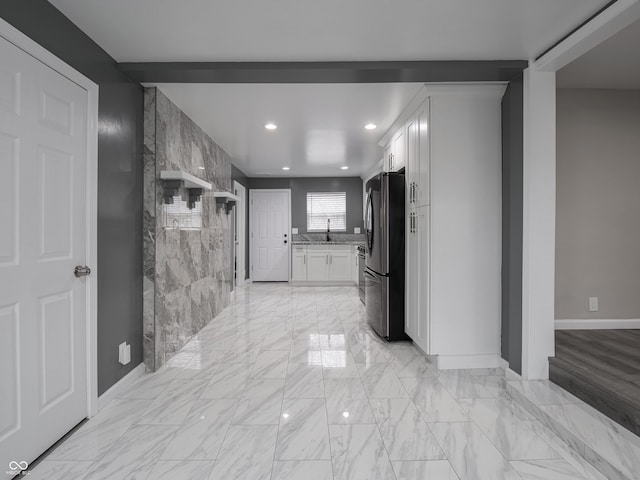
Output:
top-left (74, 265), bottom-right (91, 277)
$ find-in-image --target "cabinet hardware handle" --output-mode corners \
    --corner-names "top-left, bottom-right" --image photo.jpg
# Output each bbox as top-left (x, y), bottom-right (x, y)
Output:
top-left (304, 255), bottom-right (306, 265)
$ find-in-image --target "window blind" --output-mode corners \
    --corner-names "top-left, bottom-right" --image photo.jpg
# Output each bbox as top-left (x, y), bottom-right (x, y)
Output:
top-left (162, 195), bottom-right (203, 230)
top-left (306, 192), bottom-right (346, 231)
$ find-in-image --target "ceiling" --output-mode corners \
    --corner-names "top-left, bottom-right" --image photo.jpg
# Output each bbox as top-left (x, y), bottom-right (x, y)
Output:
top-left (48, 0), bottom-right (612, 176)
top-left (557, 17), bottom-right (640, 90)
top-left (151, 83), bottom-right (424, 177)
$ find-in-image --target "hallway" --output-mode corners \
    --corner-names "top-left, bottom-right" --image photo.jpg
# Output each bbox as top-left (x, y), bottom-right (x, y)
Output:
top-left (32, 284), bottom-right (607, 479)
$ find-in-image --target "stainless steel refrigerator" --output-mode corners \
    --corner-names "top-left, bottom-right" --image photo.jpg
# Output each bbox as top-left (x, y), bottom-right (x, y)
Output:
top-left (364, 172), bottom-right (408, 341)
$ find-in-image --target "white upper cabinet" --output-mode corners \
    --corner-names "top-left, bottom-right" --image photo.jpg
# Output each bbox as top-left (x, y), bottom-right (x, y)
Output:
top-left (383, 128), bottom-right (406, 172)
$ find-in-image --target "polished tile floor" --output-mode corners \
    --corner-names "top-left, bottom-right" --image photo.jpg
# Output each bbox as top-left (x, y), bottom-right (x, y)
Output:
top-left (31, 284), bottom-right (616, 479)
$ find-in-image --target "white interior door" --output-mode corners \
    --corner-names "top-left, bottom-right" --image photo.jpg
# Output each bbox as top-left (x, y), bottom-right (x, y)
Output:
top-left (233, 181), bottom-right (246, 285)
top-left (250, 189), bottom-right (290, 281)
top-left (0, 35), bottom-right (89, 467)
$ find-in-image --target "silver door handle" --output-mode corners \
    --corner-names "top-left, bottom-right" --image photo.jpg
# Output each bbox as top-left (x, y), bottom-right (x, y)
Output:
top-left (304, 255), bottom-right (306, 265)
top-left (74, 265), bottom-right (91, 277)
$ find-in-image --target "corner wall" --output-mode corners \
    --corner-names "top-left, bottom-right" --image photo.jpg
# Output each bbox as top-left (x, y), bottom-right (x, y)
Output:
top-left (144, 88), bottom-right (233, 371)
top-left (556, 88), bottom-right (640, 321)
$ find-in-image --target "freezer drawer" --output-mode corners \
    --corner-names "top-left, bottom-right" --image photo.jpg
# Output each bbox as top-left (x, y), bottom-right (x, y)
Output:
top-left (364, 269), bottom-right (387, 338)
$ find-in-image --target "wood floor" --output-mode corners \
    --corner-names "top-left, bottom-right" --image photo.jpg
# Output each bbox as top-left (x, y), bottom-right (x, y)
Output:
top-left (550, 329), bottom-right (640, 437)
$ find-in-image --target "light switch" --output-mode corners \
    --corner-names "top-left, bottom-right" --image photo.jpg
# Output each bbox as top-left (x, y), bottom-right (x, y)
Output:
top-left (354, 227), bottom-right (361, 234)
top-left (292, 228), bottom-right (298, 234)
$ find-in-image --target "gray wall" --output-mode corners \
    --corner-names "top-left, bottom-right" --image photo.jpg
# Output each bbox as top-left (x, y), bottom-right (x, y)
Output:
top-left (248, 177), bottom-right (364, 233)
top-left (556, 89), bottom-right (640, 320)
top-left (501, 75), bottom-right (524, 374)
top-left (0, 1), bottom-right (144, 394)
top-left (143, 88), bottom-right (233, 371)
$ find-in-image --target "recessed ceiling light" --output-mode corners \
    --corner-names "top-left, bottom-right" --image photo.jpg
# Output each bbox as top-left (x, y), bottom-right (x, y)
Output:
top-left (341, 166), bottom-right (349, 170)
top-left (364, 123), bottom-right (377, 130)
top-left (265, 123), bottom-right (277, 130)
top-left (282, 166), bottom-right (290, 171)
top-left (198, 166), bottom-right (205, 170)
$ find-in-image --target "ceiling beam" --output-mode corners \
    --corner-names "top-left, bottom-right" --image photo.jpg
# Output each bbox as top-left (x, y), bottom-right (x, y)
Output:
top-left (118, 60), bottom-right (527, 84)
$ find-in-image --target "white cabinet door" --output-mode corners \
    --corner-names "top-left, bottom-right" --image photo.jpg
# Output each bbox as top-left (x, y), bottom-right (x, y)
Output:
top-left (413, 205), bottom-right (430, 353)
top-left (391, 128), bottom-right (406, 172)
top-left (416, 99), bottom-right (430, 207)
top-left (329, 251), bottom-right (352, 281)
top-left (307, 251), bottom-right (329, 281)
top-left (383, 143), bottom-right (393, 172)
top-left (291, 247), bottom-right (307, 281)
top-left (405, 209), bottom-right (418, 340)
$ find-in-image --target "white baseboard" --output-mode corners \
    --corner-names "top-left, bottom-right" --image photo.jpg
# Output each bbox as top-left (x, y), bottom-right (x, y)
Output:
top-left (436, 354), bottom-right (503, 370)
top-left (555, 318), bottom-right (640, 330)
top-left (498, 358), bottom-right (523, 380)
top-left (97, 362), bottom-right (145, 412)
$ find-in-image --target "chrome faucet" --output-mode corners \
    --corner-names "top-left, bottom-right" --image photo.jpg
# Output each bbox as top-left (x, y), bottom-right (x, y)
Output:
top-left (326, 218), bottom-right (331, 242)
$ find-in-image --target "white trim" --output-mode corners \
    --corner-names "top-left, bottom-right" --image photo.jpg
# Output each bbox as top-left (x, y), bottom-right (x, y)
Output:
top-left (535, 0), bottom-right (640, 72)
top-left (0, 19), bottom-right (100, 417)
top-left (521, 66), bottom-right (556, 381)
top-left (555, 319), bottom-right (640, 330)
top-left (291, 281), bottom-right (357, 287)
top-left (249, 189), bottom-right (292, 282)
top-left (435, 354), bottom-right (503, 370)
top-left (96, 363), bottom-right (145, 411)
top-left (505, 368), bottom-right (523, 381)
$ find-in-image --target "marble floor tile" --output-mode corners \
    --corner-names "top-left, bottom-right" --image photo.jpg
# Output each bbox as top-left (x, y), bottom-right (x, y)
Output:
top-left (539, 403), bottom-right (640, 479)
top-left (329, 424), bottom-right (396, 480)
top-left (473, 375), bottom-right (507, 396)
top-left (29, 460), bottom-right (94, 480)
top-left (251, 350), bottom-right (289, 378)
top-left (261, 328), bottom-right (293, 351)
top-left (271, 460), bottom-right (334, 480)
top-left (80, 424), bottom-right (178, 480)
top-left (145, 460), bottom-right (214, 480)
top-left (161, 398), bottom-right (237, 460)
top-left (507, 380), bottom-right (583, 406)
top-left (322, 362), bottom-right (360, 379)
top-left (137, 378), bottom-right (207, 425)
top-left (436, 370), bottom-right (494, 399)
top-left (175, 350), bottom-right (228, 380)
top-left (321, 349), bottom-right (356, 369)
top-left (350, 340), bottom-right (390, 363)
top-left (401, 377), bottom-right (468, 422)
top-left (47, 398), bottom-right (152, 460)
top-left (357, 362), bottom-right (409, 398)
top-left (200, 362), bottom-right (252, 399)
top-left (510, 459), bottom-right (588, 480)
top-left (430, 422), bottom-right (522, 480)
top-left (232, 378), bottom-right (285, 425)
top-left (387, 348), bottom-right (436, 378)
top-left (324, 378), bottom-right (376, 425)
top-left (370, 398), bottom-right (446, 461)
top-left (465, 367), bottom-right (505, 377)
top-left (458, 397), bottom-right (560, 460)
top-left (284, 363), bottom-right (324, 398)
top-left (275, 398), bottom-right (331, 460)
top-left (118, 368), bottom-right (179, 399)
top-left (208, 425), bottom-right (278, 480)
top-left (392, 460), bottom-right (460, 480)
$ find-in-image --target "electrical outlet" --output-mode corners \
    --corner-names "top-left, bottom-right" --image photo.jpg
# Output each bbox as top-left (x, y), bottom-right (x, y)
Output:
top-left (354, 227), bottom-right (361, 234)
top-left (588, 297), bottom-right (599, 312)
top-left (119, 342), bottom-right (131, 365)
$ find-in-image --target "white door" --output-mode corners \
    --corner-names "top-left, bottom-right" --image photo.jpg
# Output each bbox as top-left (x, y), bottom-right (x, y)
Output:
top-left (0, 36), bottom-right (89, 467)
top-left (233, 181), bottom-right (246, 285)
top-left (250, 190), bottom-right (290, 281)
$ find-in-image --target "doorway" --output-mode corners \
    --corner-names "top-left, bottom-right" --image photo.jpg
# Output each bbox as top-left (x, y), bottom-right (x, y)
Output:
top-left (0, 24), bottom-right (98, 468)
top-left (249, 189), bottom-right (291, 282)
top-left (233, 181), bottom-right (247, 286)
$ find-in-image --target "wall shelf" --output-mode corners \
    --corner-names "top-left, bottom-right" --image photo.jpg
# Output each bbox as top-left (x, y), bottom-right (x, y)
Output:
top-left (214, 191), bottom-right (239, 214)
top-left (160, 170), bottom-right (212, 209)
top-left (160, 170), bottom-right (212, 190)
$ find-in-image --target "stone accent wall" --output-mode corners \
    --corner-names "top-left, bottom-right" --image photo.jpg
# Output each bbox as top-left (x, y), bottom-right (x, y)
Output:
top-left (143, 87), bottom-right (233, 371)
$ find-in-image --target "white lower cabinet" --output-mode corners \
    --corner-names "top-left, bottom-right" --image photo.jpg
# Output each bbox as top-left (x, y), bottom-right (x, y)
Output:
top-left (291, 244), bottom-right (355, 284)
top-left (406, 206), bottom-right (430, 352)
top-left (291, 246), bottom-right (308, 281)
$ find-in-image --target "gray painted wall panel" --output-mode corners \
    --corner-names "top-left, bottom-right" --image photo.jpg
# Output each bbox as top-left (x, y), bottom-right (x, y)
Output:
top-left (556, 89), bottom-right (640, 320)
top-left (0, 1), bottom-right (144, 394)
top-left (248, 177), bottom-right (364, 234)
top-left (501, 75), bottom-right (524, 374)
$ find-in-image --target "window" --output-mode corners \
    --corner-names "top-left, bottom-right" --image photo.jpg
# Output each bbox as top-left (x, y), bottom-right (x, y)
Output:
top-left (306, 192), bottom-right (346, 231)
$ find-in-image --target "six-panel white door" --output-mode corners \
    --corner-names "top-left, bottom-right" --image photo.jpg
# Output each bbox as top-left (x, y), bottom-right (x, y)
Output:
top-left (250, 190), bottom-right (290, 281)
top-left (0, 36), bottom-right (89, 467)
